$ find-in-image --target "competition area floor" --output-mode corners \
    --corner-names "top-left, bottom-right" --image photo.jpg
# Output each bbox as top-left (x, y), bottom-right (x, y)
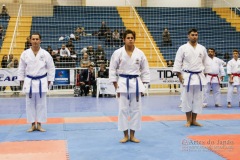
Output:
top-left (0, 93), bottom-right (240, 160)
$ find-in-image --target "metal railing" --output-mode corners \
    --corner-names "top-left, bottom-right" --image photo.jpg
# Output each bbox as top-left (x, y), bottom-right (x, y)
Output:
top-left (220, 0), bottom-right (240, 18)
top-left (8, 4), bottom-right (22, 58)
top-left (125, 0), bottom-right (165, 67)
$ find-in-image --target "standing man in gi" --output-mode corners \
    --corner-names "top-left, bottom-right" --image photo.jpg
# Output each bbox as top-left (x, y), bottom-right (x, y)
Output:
top-left (173, 28), bottom-right (211, 127)
top-left (227, 49), bottom-right (240, 108)
top-left (203, 48), bottom-right (225, 107)
top-left (18, 33), bottom-right (55, 132)
top-left (109, 30), bottom-right (150, 143)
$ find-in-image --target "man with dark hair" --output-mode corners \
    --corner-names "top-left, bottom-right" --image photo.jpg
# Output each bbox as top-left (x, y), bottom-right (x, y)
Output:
top-left (227, 49), bottom-right (240, 108)
top-left (98, 21), bottom-right (108, 40)
top-left (86, 46), bottom-right (96, 65)
top-left (162, 28), bottom-right (172, 46)
top-left (109, 29), bottom-right (150, 143)
top-left (18, 32), bottom-right (55, 132)
top-left (81, 64), bottom-right (96, 97)
top-left (173, 28), bottom-right (211, 127)
top-left (203, 48), bottom-right (225, 107)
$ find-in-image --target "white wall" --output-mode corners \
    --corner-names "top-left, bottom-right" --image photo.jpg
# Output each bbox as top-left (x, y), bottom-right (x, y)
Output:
top-left (212, 0), bottom-right (240, 7)
top-left (85, 0), bottom-right (141, 7)
top-left (0, 0), bottom-right (52, 4)
top-left (22, 0), bottom-right (52, 4)
top-left (53, 0), bottom-right (83, 6)
top-left (146, 0), bottom-right (201, 7)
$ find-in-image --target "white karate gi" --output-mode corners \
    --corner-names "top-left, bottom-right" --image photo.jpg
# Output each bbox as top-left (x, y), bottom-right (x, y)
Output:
top-left (18, 48), bottom-right (55, 123)
top-left (173, 42), bottom-right (211, 114)
top-left (109, 46), bottom-right (150, 131)
top-left (227, 58), bottom-right (240, 103)
top-left (203, 57), bottom-right (225, 106)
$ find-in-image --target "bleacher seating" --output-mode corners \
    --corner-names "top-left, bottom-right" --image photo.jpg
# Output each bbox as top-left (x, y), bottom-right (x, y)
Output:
top-left (31, 6), bottom-right (126, 67)
top-left (136, 7), bottom-right (240, 62)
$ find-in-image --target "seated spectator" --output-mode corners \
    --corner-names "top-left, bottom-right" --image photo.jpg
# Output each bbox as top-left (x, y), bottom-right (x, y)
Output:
top-left (7, 54), bottom-right (13, 65)
top-left (96, 55), bottom-right (106, 67)
top-left (79, 47), bottom-right (87, 60)
top-left (69, 47), bottom-right (77, 59)
top-left (74, 27), bottom-right (86, 40)
top-left (0, 54), bottom-right (8, 91)
top-left (1, 54), bottom-right (7, 68)
top-left (95, 45), bottom-right (105, 57)
top-left (81, 47), bottom-right (87, 54)
top-left (0, 25), bottom-right (4, 39)
top-left (50, 50), bottom-right (60, 64)
top-left (105, 28), bottom-right (112, 46)
top-left (98, 21), bottom-right (107, 40)
top-left (24, 36), bottom-right (31, 50)
top-left (0, 4), bottom-right (10, 20)
top-left (81, 64), bottom-right (96, 97)
top-left (46, 46), bottom-right (53, 54)
top-left (98, 64), bottom-right (108, 78)
top-left (59, 44), bottom-right (71, 63)
top-left (7, 58), bottom-right (18, 68)
top-left (112, 29), bottom-right (121, 47)
top-left (66, 40), bottom-right (75, 50)
top-left (7, 58), bottom-right (20, 95)
top-left (162, 28), bottom-right (172, 46)
top-left (60, 44), bottom-right (71, 57)
top-left (167, 60), bottom-right (177, 92)
top-left (120, 29), bottom-right (125, 40)
top-left (80, 52), bottom-right (91, 68)
top-left (66, 40), bottom-right (75, 51)
top-left (66, 40), bottom-right (76, 59)
top-left (86, 46), bottom-right (96, 65)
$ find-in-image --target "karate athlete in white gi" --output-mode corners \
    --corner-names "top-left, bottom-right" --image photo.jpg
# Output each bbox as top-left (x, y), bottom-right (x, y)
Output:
top-left (18, 33), bottom-right (55, 132)
top-left (227, 50), bottom-right (240, 108)
top-left (173, 28), bottom-right (211, 127)
top-left (203, 48), bottom-right (225, 107)
top-left (109, 30), bottom-right (150, 143)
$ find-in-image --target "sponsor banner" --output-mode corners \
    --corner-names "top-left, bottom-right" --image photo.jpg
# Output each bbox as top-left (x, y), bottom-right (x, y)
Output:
top-left (0, 68), bottom-right (19, 86)
top-left (54, 69), bottom-right (70, 85)
top-left (150, 67), bottom-right (229, 84)
top-left (150, 67), bottom-right (180, 84)
top-left (97, 78), bottom-right (115, 94)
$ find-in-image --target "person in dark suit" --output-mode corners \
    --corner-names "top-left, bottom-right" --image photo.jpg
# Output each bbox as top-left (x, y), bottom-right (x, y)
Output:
top-left (81, 64), bottom-right (96, 97)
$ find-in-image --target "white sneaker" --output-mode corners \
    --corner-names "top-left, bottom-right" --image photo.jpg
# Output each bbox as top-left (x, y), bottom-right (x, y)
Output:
top-left (203, 104), bottom-right (207, 108)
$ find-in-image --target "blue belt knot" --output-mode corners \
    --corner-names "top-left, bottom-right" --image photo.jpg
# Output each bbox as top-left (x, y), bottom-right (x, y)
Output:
top-left (119, 74), bottom-right (139, 102)
top-left (26, 73), bottom-right (47, 98)
top-left (183, 70), bottom-right (202, 92)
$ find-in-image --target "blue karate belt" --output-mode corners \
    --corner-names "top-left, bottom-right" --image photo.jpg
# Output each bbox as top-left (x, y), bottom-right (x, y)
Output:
top-left (119, 74), bottom-right (139, 102)
top-left (26, 73), bottom-right (47, 98)
top-left (183, 70), bottom-right (202, 92)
